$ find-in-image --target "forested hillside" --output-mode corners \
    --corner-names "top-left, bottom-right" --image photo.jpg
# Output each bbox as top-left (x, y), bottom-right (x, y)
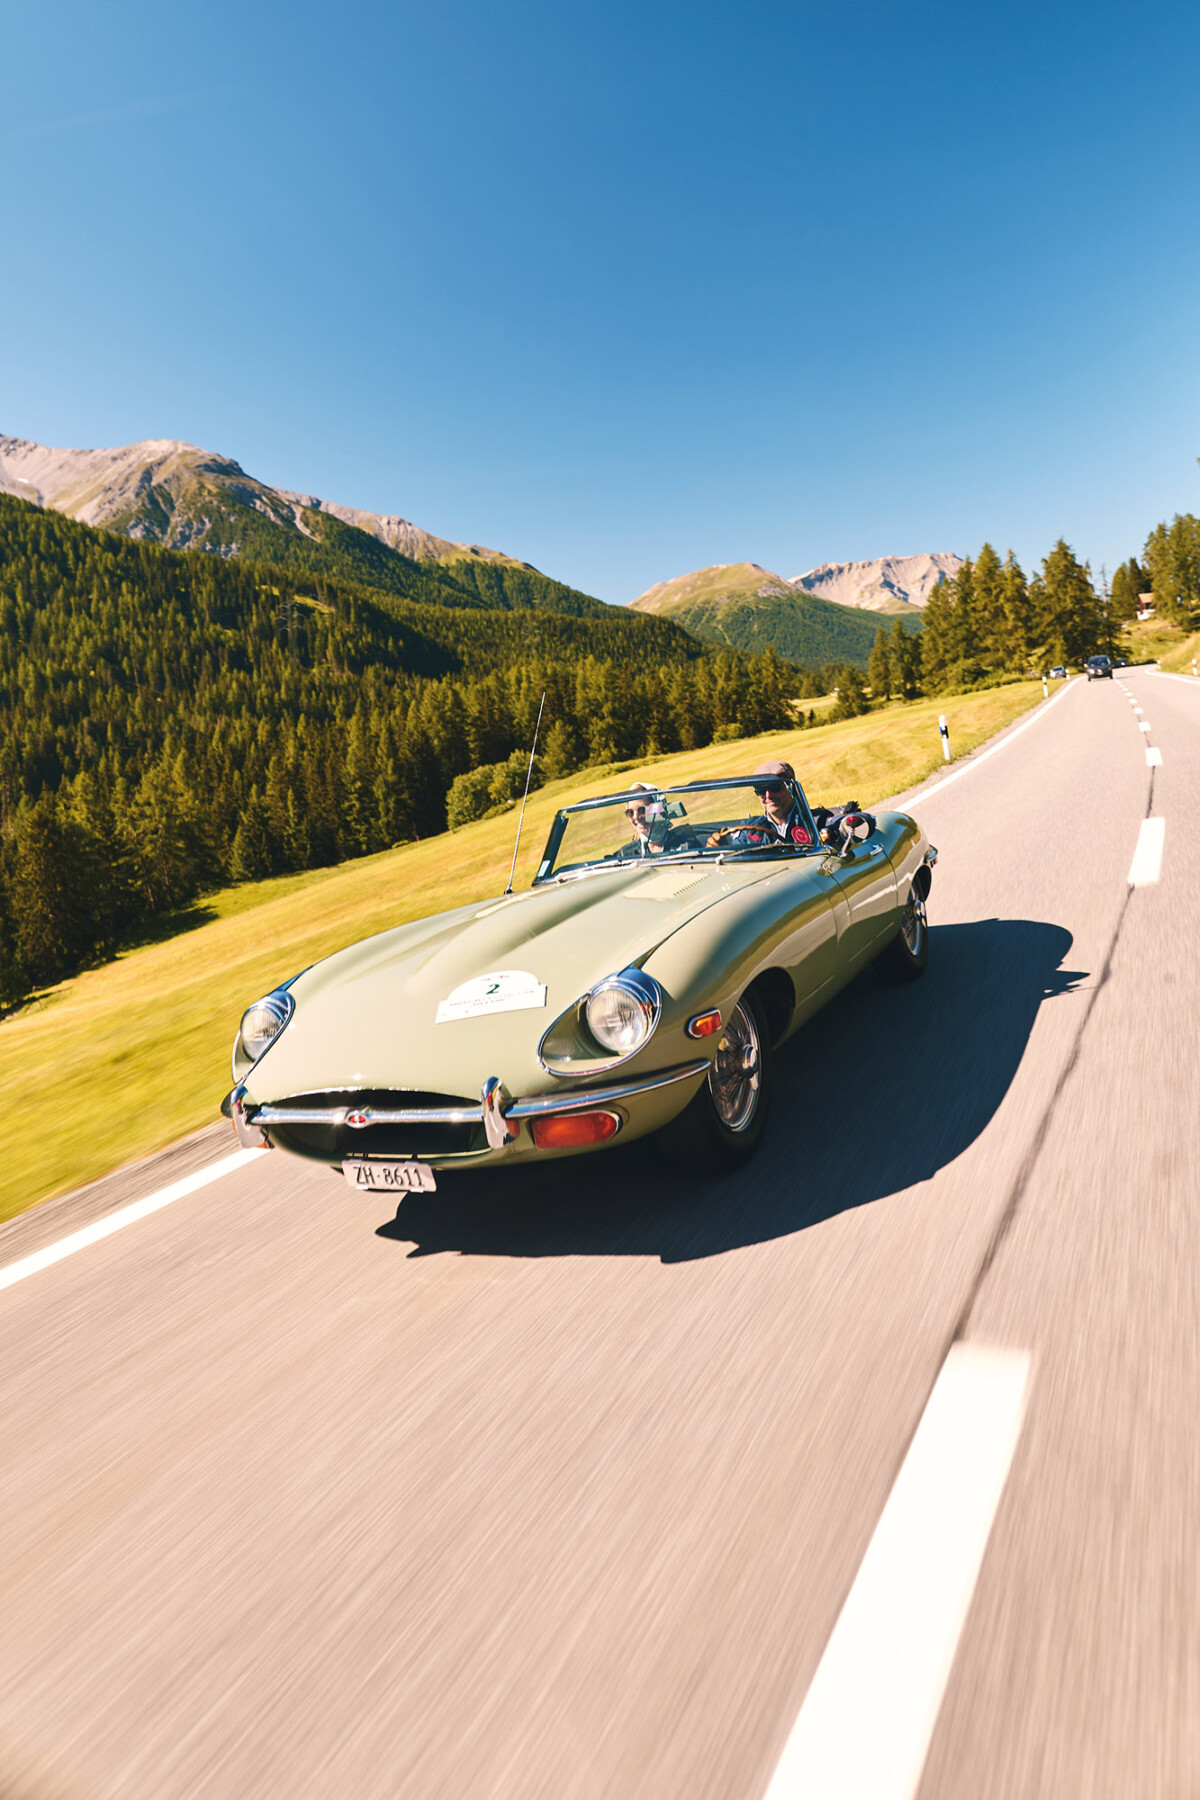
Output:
top-left (647, 584), bottom-right (923, 669)
top-left (0, 496), bottom-right (795, 1005)
top-left (630, 561), bottom-right (923, 669)
top-left (0, 434), bottom-right (614, 617)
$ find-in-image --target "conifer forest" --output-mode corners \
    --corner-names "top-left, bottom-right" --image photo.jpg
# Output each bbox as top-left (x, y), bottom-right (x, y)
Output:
top-left (0, 490), bottom-right (1195, 1009)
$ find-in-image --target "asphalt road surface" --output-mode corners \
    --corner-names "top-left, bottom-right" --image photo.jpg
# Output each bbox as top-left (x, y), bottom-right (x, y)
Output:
top-left (1, 668), bottom-right (1197, 1800)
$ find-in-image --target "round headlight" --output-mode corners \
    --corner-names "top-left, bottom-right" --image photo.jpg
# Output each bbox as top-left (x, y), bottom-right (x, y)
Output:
top-left (585, 972), bottom-right (660, 1055)
top-left (239, 991), bottom-right (293, 1064)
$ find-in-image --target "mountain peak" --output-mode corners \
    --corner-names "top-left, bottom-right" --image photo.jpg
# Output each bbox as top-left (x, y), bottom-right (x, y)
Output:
top-left (0, 431), bottom-right (516, 566)
top-left (790, 552), bottom-right (963, 612)
top-left (631, 561), bottom-right (795, 613)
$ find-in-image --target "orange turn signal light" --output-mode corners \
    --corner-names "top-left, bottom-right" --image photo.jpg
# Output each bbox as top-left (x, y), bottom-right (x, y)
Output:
top-left (687, 1009), bottom-right (722, 1038)
top-left (531, 1111), bottom-right (621, 1150)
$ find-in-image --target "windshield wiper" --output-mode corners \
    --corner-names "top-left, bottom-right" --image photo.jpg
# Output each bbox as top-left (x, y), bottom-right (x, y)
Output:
top-left (553, 862), bottom-right (630, 884)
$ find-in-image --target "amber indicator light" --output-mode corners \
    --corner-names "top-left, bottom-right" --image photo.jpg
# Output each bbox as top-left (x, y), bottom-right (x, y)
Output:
top-left (531, 1112), bottom-right (620, 1150)
top-left (686, 1009), bottom-right (722, 1038)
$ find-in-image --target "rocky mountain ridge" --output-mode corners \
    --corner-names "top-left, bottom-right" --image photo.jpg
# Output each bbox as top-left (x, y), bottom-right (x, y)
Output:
top-left (632, 551), bottom-right (962, 620)
top-left (0, 432), bottom-right (516, 567)
top-left (791, 551), bottom-right (964, 613)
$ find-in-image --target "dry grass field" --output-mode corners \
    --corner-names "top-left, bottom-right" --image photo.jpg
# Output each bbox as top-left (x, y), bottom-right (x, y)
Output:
top-left (0, 680), bottom-right (1046, 1220)
top-left (1157, 629), bottom-right (1200, 675)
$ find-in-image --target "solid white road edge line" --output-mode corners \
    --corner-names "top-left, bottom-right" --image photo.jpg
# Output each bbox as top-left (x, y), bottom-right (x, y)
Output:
top-left (764, 1343), bottom-right (1032, 1800)
top-left (0, 1149), bottom-right (265, 1294)
top-left (1152, 669), bottom-right (1200, 686)
top-left (1146, 747), bottom-right (1163, 767)
top-left (1128, 817), bottom-right (1166, 888)
top-left (905, 680), bottom-right (1079, 807)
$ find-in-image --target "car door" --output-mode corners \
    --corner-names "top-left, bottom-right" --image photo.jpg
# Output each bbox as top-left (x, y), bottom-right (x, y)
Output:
top-left (820, 840), bottom-right (898, 971)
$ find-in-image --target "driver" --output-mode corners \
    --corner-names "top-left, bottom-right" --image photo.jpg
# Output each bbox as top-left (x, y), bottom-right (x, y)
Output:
top-left (745, 760), bottom-right (813, 847)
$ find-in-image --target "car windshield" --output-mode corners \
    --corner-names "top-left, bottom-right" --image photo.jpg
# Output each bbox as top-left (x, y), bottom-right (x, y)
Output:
top-left (534, 777), bottom-right (821, 882)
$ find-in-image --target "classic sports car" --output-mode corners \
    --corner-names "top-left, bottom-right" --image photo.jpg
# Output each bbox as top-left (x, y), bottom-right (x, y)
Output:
top-left (226, 775), bottom-right (936, 1187)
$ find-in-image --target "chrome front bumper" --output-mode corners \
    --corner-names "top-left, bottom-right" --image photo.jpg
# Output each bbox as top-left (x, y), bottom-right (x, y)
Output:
top-left (229, 1059), bottom-right (711, 1154)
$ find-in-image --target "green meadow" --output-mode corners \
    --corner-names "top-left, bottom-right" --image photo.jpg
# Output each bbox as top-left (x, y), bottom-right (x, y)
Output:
top-left (0, 680), bottom-right (1045, 1221)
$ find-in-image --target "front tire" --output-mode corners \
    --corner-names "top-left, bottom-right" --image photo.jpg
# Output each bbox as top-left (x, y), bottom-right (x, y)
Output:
top-left (656, 989), bottom-right (773, 1172)
top-left (873, 887), bottom-right (929, 984)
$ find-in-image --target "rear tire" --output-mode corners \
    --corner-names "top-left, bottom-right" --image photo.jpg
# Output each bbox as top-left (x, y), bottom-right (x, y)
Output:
top-left (656, 989), bottom-right (773, 1173)
top-left (873, 887), bottom-right (929, 984)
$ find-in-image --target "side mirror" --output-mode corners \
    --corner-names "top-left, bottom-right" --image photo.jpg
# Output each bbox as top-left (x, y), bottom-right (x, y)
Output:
top-left (837, 813), bottom-right (873, 858)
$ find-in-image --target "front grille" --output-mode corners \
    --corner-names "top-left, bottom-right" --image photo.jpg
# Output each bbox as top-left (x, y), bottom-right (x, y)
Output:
top-left (263, 1089), bottom-right (481, 1161)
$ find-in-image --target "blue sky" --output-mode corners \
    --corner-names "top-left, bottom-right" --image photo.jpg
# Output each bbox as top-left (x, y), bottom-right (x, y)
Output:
top-left (3, 0), bottom-right (1198, 602)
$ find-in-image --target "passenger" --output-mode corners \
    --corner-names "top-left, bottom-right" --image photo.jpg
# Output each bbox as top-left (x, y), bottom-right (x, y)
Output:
top-left (615, 783), bottom-right (669, 859)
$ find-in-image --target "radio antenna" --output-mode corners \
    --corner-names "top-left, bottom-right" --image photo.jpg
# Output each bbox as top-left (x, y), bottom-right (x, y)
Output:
top-left (504, 690), bottom-right (546, 895)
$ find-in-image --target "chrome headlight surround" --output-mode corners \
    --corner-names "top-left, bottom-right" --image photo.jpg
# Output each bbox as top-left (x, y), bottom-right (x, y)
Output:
top-left (583, 967), bottom-right (662, 1059)
top-left (232, 987), bottom-right (295, 1080)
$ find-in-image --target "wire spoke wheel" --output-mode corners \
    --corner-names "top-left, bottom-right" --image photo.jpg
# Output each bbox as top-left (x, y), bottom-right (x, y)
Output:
top-left (708, 998), bottom-right (763, 1132)
top-left (656, 986), bottom-right (773, 1171)
top-left (874, 882), bottom-right (930, 984)
top-left (899, 889), bottom-right (927, 956)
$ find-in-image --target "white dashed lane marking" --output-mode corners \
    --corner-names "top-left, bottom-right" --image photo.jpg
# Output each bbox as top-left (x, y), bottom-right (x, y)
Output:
top-left (764, 1344), bottom-right (1032, 1800)
top-left (0, 1150), bottom-right (266, 1294)
top-left (1146, 747), bottom-right (1163, 767)
top-left (1128, 818), bottom-right (1166, 888)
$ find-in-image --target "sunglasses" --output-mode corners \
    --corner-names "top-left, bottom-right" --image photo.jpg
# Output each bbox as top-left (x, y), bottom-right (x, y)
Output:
top-left (754, 783), bottom-right (786, 797)
top-left (625, 805), bottom-right (649, 819)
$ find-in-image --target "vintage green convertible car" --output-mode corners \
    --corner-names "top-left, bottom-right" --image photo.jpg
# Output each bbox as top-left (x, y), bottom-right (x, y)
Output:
top-left (226, 774), bottom-right (936, 1188)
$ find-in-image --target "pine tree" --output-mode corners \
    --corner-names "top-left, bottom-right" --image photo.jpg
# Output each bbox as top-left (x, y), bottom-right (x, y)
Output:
top-left (9, 796), bottom-right (94, 983)
top-left (1040, 541), bottom-right (1100, 665)
top-left (831, 666), bottom-right (869, 720)
top-left (342, 708), bottom-right (376, 857)
top-left (539, 718), bottom-right (582, 781)
top-left (1143, 516), bottom-right (1200, 627)
top-left (887, 618), bottom-right (919, 698)
top-left (868, 628), bottom-right (892, 699)
top-left (0, 862), bottom-right (29, 1011)
top-left (1110, 558), bottom-right (1145, 624)
top-left (229, 799), bottom-right (273, 883)
top-left (972, 544), bottom-right (1007, 669)
top-left (129, 754), bottom-right (207, 913)
top-left (1000, 552), bottom-right (1031, 670)
top-left (919, 578), bottom-right (958, 692)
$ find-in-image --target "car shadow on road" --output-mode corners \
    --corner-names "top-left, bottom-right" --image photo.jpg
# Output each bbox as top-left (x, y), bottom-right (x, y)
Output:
top-left (377, 918), bottom-right (1083, 1264)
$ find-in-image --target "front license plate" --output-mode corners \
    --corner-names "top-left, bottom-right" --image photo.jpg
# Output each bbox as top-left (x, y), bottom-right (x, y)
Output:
top-left (342, 1159), bottom-right (438, 1194)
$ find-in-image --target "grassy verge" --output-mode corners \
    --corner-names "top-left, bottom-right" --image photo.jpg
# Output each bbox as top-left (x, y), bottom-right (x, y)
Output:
top-left (1157, 629), bottom-right (1200, 676)
top-left (0, 680), bottom-right (1045, 1221)
top-left (1116, 618), bottom-right (1188, 665)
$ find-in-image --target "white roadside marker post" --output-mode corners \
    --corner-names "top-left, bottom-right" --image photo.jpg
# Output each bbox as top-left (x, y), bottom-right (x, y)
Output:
top-left (938, 714), bottom-right (951, 762)
top-left (1193, 657), bottom-right (1197, 678)
top-left (1042, 675), bottom-right (1048, 697)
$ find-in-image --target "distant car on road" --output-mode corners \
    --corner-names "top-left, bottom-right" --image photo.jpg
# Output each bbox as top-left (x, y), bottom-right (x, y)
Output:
top-left (1114, 658), bottom-right (1127, 668)
top-left (225, 774), bottom-right (937, 1183)
top-left (1049, 665), bottom-right (1068, 680)
top-left (1086, 655), bottom-right (1113, 681)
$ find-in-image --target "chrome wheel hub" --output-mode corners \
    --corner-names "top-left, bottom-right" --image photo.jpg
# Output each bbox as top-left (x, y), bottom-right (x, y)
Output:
top-left (709, 1000), bottom-right (762, 1132)
top-left (900, 891), bottom-right (927, 955)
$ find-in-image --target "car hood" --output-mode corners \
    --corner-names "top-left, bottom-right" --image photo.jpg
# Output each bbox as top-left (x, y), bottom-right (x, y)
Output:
top-left (247, 858), bottom-right (780, 1102)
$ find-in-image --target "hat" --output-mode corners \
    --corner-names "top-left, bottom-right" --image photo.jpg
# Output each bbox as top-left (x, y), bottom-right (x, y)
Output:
top-left (752, 759), bottom-right (794, 782)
